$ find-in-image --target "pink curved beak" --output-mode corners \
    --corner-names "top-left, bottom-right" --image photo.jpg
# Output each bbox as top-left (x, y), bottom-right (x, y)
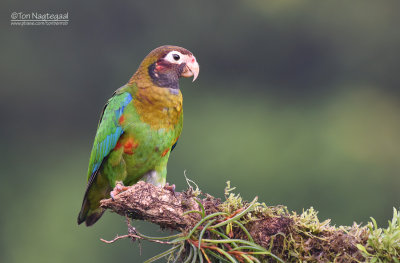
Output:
top-left (181, 55), bottom-right (199, 82)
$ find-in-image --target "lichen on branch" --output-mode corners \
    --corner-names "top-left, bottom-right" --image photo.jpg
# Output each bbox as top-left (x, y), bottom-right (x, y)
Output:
top-left (100, 181), bottom-right (400, 262)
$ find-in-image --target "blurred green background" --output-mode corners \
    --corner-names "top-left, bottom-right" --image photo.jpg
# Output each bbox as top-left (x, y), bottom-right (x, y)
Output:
top-left (1, 0), bottom-right (400, 262)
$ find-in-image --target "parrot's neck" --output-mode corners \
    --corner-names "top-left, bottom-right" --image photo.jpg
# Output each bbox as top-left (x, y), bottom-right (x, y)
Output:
top-left (128, 83), bottom-right (183, 131)
top-left (129, 60), bottom-right (183, 91)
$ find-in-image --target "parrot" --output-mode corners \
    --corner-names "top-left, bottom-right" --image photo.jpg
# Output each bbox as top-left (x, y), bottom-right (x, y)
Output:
top-left (77, 45), bottom-right (199, 226)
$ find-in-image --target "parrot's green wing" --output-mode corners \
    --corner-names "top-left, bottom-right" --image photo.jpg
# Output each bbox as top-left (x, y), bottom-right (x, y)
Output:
top-left (86, 91), bottom-right (132, 186)
top-left (77, 91), bottom-right (132, 225)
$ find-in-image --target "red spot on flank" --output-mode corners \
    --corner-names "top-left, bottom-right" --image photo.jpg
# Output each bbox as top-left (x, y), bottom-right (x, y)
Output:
top-left (124, 138), bottom-right (139, 155)
top-left (114, 142), bottom-right (122, 150)
top-left (161, 148), bottom-right (170, 157)
top-left (191, 58), bottom-right (195, 63)
top-left (119, 115), bottom-right (125, 125)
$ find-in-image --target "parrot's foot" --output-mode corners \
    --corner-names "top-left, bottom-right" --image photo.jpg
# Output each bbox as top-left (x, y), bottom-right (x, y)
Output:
top-left (110, 181), bottom-right (129, 200)
top-left (163, 182), bottom-right (176, 193)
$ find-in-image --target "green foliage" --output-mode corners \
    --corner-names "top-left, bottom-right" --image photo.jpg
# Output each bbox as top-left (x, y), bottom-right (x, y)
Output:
top-left (295, 207), bottom-right (332, 235)
top-left (220, 181), bottom-right (243, 214)
top-left (112, 183), bottom-right (400, 263)
top-left (126, 182), bottom-right (284, 263)
top-left (357, 208), bottom-right (400, 262)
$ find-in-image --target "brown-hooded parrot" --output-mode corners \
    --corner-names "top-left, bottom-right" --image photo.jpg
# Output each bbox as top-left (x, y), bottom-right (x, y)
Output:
top-left (77, 46), bottom-right (199, 226)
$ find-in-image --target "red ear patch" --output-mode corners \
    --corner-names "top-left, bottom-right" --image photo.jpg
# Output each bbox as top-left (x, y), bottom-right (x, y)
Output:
top-left (155, 63), bottom-right (164, 71)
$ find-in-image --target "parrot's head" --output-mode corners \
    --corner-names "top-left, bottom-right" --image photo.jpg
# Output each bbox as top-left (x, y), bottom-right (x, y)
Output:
top-left (132, 45), bottom-right (199, 89)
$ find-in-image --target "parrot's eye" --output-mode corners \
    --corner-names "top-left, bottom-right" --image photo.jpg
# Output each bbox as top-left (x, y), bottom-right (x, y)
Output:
top-left (164, 51), bottom-right (184, 64)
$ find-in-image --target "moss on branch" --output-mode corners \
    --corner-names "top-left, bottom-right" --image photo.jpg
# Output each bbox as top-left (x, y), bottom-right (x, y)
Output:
top-left (100, 181), bottom-right (400, 262)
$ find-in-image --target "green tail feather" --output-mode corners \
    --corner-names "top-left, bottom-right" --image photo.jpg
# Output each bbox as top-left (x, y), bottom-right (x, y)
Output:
top-left (82, 209), bottom-right (105, 227)
top-left (77, 171), bottom-right (111, 226)
top-left (77, 198), bottom-right (89, 225)
top-left (77, 192), bottom-right (107, 226)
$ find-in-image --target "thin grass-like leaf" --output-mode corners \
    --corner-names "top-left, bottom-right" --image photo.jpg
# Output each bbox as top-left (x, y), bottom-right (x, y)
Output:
top-left (190, 243), bottom-right (198, 263)
top-left (247, 255), bottom-right (261, 263)
top-left (201, 248), bottom-right (212, 263)
top-left (214, 247), bottom-right (239, 263)
top-left (206, 249), bottom-right (232, 263)
top-left (211, 197), bottom-right (258, 229)
top-left (187, 212), bottom-right (228, 239)
top-left (172, 244), bottom-right (185, 263)
top-left (229, 246), bottom-right (263, 252)
top-left (201, 239), bottom-right (284, 263)
top-left (209, 229), bottom-right (239, 248)
top-left (202, 239), bottom-right (260, 247)
top-left (250, 252), bottom-right (284, 262)
top-left (183, 245), bottom-right (194, 263)
top-left (183, 210), bottom-right (204, 217)
top-left (198, 219), bottom-right (216, 249)
top-left (194, 198), bottom-right (206, 218)
top-left (233, 220), bottom-right (254, 243)
top-left (143, 246), bottom-right (180, 263)
top-left (241, 254), bottom-right (255, 263)
top-left (198, 247), bottom-right (204, 263)
top-left (138, 233), bottom-right (182, 241)
top-left (171, 236), bottom-right (190, 244)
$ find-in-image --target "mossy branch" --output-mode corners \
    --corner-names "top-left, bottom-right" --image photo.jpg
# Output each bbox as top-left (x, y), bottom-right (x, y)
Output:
top-left (100, 181), bottom-right (400, 262)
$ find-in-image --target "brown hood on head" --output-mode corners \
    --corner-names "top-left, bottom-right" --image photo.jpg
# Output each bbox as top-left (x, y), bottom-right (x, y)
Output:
top-left (129, 45), bottom-right (199, 88)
